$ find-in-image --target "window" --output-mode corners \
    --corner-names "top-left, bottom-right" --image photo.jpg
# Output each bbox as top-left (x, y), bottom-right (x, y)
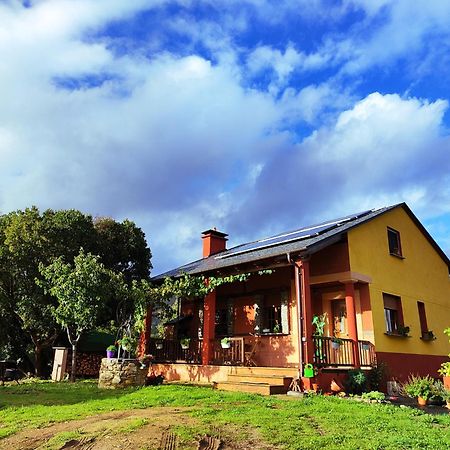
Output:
top-left (260, 292), bottom-right (289, 334)
top-left (383, 293), bottom-right (404, 333)
top-left (387, 227), bottom-right (402, 257)
top-left (417, 301), bottom-right (428, 335)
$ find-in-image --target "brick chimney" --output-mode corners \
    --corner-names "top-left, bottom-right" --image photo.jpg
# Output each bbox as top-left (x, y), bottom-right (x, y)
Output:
top-left (202, 228), bottom-right (228, 257)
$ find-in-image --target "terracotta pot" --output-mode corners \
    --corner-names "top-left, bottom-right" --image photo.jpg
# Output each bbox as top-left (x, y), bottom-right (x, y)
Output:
top-left (443, 376), bottom-right (450, 390)
top-left (417, 396), bottom-right (427, 406)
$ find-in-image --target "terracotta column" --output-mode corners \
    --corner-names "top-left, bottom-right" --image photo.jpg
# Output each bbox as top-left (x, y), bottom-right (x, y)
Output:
top-left (298, 259), bottom-right (314, 391)
top-left (138, 305), bottom-right (152, 357)
top-left (202, 290), bottom-right (216, 365)
top-left (345, 282), bottom-right (360, 367)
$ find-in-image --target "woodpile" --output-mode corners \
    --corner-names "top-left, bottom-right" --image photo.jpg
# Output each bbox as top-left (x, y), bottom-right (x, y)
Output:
top-left (66, 352), bottom-right (103, 377)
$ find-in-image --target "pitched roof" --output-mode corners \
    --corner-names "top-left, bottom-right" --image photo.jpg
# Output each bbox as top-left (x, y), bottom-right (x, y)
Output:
top-left (152, 203), bottom-right (450, 280)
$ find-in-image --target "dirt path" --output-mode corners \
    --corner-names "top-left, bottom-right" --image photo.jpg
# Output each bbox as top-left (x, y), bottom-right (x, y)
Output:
top-left (0, 407), bottom-right (276, 450)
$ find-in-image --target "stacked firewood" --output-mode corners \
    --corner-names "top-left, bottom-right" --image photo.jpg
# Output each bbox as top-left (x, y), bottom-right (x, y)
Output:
top-left (66, 352), bottom-right (103, 377)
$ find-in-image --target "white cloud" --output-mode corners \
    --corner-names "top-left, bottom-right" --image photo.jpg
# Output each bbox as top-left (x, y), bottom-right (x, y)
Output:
top-left (228, 92), bottom-right (450, 240)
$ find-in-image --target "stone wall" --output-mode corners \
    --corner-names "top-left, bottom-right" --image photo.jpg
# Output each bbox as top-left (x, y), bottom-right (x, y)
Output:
top-left (98, 358), bottom-right (147, 389)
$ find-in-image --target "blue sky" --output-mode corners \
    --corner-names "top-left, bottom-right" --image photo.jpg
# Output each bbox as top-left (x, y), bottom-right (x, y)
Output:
top-left (1, 0), bottom-right (450, 274)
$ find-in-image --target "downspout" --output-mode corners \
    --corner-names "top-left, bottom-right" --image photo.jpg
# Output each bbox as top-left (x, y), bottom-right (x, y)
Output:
top-left (287, 253), bottom-right (304, 381)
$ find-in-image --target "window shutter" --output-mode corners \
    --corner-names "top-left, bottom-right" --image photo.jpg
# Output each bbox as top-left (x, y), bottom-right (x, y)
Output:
top-left (281, 290), bottom-right (289, 334)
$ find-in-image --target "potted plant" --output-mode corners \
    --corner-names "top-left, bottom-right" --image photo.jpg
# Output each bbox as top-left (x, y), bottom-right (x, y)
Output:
top-left (438, 327), bottom-right (450, 389)
top-left (180, 338), bottom-right (190, 349)
top-left (361, 342), bottom-right (371, 351)
top-left (155, 341), bottom-right (164, 350)
top-left (397, 325), bottom-right (410, 337)
top-left (421, 330), bottom-right (435, 341)
top-left (331, 337), bottom-right (343, 350)
top-left (402, 374), bottom-right (436, 406)
top-left (106, 345), bottom-right (117, 358)
top-left (221, 337), bottom-right (231, 349)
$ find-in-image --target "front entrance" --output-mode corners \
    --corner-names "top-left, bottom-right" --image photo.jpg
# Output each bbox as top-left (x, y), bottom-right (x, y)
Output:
top-left (332, 299), bottom-right (348, 338)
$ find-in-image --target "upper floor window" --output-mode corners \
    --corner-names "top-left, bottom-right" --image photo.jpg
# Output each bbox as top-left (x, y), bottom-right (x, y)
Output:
top-left (383, 293), bottom-right (404, 334)
top-left (387, 227), bottom-right (402, 257)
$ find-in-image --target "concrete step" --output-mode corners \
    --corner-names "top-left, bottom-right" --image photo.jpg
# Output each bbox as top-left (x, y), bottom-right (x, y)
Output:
top-left (213, 381), bottom-right (287, 395)
top-left (229, 366), bottom-right (298, 377)
top-left (227, 373), bottom-right (292, 389)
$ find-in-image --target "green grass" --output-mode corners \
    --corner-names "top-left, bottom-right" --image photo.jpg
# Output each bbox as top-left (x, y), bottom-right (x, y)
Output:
top-left (0, 381), bottom-right (449, 449)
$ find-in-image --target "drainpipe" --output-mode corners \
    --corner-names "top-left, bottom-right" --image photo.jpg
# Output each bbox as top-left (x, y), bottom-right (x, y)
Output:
top-left (287, 253), bottom-right (304, 380)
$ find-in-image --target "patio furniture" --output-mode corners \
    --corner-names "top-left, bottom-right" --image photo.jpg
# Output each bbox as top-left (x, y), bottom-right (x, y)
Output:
top-left (244, 337), bottom-right (260, 367)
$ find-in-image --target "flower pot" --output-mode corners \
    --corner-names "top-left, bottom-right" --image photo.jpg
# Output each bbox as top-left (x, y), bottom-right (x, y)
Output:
top-left (361, 344), bottom-right (370, 351)
top-left (312, 383), bottom-right (319, 392)
top-left (331, 342), bottom-right (340, 350)
top-left (221, 342), bottom-right (231, 349)
top-left (106, 350), bottom-right (116, 359)
top-left (155, 342), bottom-right (163, 350)
top-left (443, 376), bottom-right (450, 390)
top-left (417, 396), bottom-right (427, 406)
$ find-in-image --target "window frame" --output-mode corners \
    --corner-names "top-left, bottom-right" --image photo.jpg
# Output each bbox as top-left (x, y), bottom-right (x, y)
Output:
top-left (383, 293), bottom-right (405, 336)
top-left (387, 227), bottom-right (403, 257)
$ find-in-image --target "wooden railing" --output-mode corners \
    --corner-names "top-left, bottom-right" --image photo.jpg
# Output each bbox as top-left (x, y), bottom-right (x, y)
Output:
top-left (358, 340), bottom-right (377, 367)
top-left (148, 338), bottom-right (202, 364)
top-left (212, 337), bottom-right (245, 365)
top-left (313, 336), bottom-right (376, 368)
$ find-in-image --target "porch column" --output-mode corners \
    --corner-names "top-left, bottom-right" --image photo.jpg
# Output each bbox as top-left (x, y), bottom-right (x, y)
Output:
top-left (299, 259), bottom-right (314, 366)
top-left (138, 305), bottom-right (152, 357)
top-left (202, 290), bottom-right (216, 365)
top-left (345, 282), bottom-right (360, 368)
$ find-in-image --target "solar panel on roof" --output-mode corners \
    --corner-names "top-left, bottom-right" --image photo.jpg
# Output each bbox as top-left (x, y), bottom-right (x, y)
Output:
top-left (215, 209), bottom-right (373, 260)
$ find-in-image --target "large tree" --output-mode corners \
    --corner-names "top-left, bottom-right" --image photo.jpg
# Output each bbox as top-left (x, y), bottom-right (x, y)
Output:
top-left (38, 249), bottom-right (116, 381)
top-left (0, 207), bottom-right (151, 376)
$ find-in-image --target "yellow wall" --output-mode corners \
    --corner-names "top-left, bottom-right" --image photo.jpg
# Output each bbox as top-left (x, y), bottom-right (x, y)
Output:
top-left (348, 206), bottom-right (450, 356)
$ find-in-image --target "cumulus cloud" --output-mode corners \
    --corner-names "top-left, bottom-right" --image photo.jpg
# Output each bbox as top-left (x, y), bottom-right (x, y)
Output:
top-left (227, 93), bottom-right (450, 240)
top-left (1, 1), bottom-right (450, 273)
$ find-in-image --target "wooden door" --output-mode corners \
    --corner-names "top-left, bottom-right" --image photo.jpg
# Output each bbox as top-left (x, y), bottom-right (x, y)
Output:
top-left (332, 300), bottom-right (348, 337)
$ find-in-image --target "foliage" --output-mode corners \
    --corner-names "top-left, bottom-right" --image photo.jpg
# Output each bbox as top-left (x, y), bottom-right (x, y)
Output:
top-left (180, 338), bottom-right (190, 348)
top-left (38, 249), bottom-right (117, 380)
top-left (401, 375), bottom-right (440, 400)
top-left (0, 206), bottom-right (152, 376)
top-left (439, 327), bottom-right (450, 377)
top-left (0, 381), bottom-right (449, 449)
top-left (312, 313), bottom-right (327, 336)
top-left (345, 369), bottom-right (367, 395)
top-left (106, 345), bottom-right (117, 352)
top-left (361, 391), bottom-right (385, 401)
top-left (396, 325), bottom-right (410, 336)
top-left (331, 337), bottom-right (343, 345)
top-left (220, 337), bottom-right (230, 345)
top-left (366, 363), bottom-right (387, 391)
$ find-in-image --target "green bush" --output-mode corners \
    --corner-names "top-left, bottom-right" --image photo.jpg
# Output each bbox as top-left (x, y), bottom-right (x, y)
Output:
top-left (345, 369), bottom-right (367, 394)
top-left (402, 375), bottom-right (439, 400)
top-left (361, 391), bottom-right (385, 401)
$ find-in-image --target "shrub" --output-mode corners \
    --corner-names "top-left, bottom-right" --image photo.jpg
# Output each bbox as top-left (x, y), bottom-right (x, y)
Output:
top-left (345, 369), bottom-right (367, 394)
top-left (401, 375), bottom-right (438, 400)
top-left (367, 363), bottom-right (387, 391)
top-left (361, 391), bottom-right (385, 401)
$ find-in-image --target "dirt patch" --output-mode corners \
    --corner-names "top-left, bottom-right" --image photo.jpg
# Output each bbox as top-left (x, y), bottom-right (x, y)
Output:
top-left (0, 408), bottom-right (277, 450)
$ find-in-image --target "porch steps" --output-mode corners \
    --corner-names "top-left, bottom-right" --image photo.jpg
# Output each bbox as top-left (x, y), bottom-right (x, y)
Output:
top-left (213, 380), bottom-right (287, 395)
top-left (214, 369), bottom-right (296, 395)
top-left (227, 373), bottom-right (292, 389)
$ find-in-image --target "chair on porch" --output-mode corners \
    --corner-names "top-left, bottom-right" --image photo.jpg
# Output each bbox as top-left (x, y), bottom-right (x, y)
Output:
top-left (244, 337), bottom-right (260, 367)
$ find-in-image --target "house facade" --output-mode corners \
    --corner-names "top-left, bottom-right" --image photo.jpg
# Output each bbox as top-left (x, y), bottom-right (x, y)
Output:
top-left (147, 203), bottom-right (450, 393)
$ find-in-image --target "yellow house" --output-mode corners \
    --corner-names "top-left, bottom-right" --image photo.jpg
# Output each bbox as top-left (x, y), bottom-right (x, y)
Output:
top-left (148, 203), bottom-right (450, 394)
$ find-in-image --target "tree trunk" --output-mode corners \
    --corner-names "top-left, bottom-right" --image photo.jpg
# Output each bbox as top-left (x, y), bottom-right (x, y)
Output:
top-left (34, 343), bottom-right (43, 377)
top-left (71, 343), bottom-right (77, 382)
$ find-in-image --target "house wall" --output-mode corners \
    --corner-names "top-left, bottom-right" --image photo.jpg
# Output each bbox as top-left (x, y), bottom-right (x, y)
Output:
top-left (347, 206), bottom-right (450, 376)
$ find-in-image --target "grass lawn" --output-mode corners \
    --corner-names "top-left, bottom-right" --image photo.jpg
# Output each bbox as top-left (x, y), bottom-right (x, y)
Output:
top-left (0, 380), bottom-right (449, 449)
